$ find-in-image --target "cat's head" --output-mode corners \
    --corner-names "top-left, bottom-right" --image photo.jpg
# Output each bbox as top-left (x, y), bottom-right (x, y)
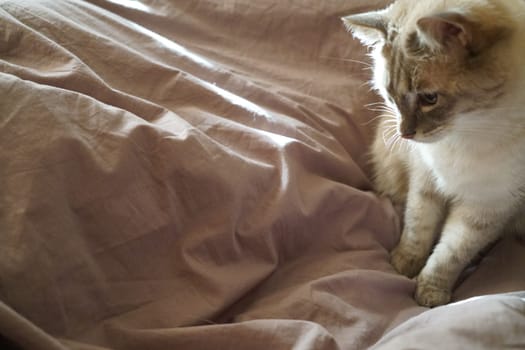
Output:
top-left (343, 0), bottom-right (522, 143)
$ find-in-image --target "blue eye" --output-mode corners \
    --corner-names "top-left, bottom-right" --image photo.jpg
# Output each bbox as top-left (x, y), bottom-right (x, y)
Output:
top-left (418, 92), bottom-right (438, 106)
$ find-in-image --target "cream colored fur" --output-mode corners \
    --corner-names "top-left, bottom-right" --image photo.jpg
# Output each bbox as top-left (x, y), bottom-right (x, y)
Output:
top-left (343, 0), bottom-right (525, 307)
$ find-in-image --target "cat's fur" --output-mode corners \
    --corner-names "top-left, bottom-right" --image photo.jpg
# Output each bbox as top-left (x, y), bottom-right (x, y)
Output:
top-left (342, 0), bottom-right (525, 307)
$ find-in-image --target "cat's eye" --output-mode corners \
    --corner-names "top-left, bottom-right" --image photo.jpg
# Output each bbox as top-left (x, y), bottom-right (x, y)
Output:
top-left (418, 92), bottom-right (438, 107)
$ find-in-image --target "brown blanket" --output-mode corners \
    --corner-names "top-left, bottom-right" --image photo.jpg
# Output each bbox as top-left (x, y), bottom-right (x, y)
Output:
top-left (1, 0), bottom-right (524, 349)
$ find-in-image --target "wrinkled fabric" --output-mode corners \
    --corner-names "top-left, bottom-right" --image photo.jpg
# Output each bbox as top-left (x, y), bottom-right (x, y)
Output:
top-left (0, 0), bottom-right (524, 349)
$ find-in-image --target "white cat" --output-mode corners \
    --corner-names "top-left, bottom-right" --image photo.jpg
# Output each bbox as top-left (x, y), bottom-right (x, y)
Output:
top-left (343, 0), bottom-right (525, 307)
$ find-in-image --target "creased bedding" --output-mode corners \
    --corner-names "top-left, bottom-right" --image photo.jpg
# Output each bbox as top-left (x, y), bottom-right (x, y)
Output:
top-left (0, 0), bottom-right (524, 349)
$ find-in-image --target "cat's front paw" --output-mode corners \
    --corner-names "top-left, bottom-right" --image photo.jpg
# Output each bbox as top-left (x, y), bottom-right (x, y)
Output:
top-left (391, 245), bottom-right (426, 278)
top-left (415, 276), bottom-right (451, 307)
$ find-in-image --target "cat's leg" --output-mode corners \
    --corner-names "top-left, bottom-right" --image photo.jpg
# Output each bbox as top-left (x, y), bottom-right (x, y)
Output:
top-left (416, 205), bottom-right (507, 307)
top-left (370, 123), bottom-right (409, 211)
top-left (391, 166), bottom-right (446, 278)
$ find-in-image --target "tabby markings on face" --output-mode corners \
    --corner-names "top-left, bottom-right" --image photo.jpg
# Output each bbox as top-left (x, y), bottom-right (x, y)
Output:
top-left (380, 35), bottom-right (455, 141)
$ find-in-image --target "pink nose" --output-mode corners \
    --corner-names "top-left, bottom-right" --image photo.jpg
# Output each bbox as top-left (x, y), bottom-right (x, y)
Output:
top-left (401, 132), bottom-right (416, 139)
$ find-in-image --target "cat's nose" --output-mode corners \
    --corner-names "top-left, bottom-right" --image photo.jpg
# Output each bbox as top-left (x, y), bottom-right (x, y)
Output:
top-left (401, 131), bottom-right (416, 139)
top-left (399, 114), bottom-right (417, 140)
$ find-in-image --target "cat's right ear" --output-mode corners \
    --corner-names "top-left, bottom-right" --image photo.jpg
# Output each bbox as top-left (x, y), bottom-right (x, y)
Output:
top-left (341, 11), bottom-right (388, 46)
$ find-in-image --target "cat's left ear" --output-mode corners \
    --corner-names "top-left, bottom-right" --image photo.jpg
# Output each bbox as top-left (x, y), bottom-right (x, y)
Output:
top-left (342, 10), bottom-right (388, 46)
top-left (417, 12), bottom-right (511, 55)
top-left (417, 12), bottom-right (472, 51)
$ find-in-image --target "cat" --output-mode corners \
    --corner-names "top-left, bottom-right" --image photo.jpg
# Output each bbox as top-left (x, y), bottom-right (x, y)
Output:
top-left (342, 0), bottom-right (525, 307)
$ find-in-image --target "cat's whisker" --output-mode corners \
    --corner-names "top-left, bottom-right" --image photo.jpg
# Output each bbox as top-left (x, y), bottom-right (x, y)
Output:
top-left (361, 112), bottom-right (399, 126)
top-left (382, 121), bottom-right (398, 128)
top-left (394, 135), bottom-right (407, 153)
top-left (368, 107), bottom-right (397, 114)
top-left (382, 126), bottom-right (398, 147)
top-left (364, 100), bottom-right (390, 107)
top-left (387, 134), bottom-right (402, 154)
top-left (361, 116), bottom-right (383, 126)
top-left (367, 106), bottom-right (387, 111)
top-left (364, 101), bottom-right (386, 107)
top-left (378, 113), bottom-right (397, 120)
top-left (367, 101), bottom-right (394, 109)
top-left (318, 56), bottom-right (372, 67)
top-left (385, 135), bottom-right (395, 149)
top-left (383, 127), bottom-right (399, 150)
top-left (382, 126), bottom-right (397, 138)
top-left (374, 110), bottom-right (397, 116)
top-left (360, 81), bottom-right (374, 90)
top-left (365, 83), bottom-right (377, 92)
top-left (383, 122), bottom-right (398, 131)
top-left (383, 121), bottom-right (397, 129)
top-left (378, 114), bottom-right (398, 121)
top-left (381, 108), bottom-right (397, 115)
top-left (362, 114), bottom-right (390, 126)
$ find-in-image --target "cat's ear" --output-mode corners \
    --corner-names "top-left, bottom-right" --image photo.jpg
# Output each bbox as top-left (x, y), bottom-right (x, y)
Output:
top-left (417, 12), bottom-right (511, 54)
top-left (417, 12), bottom-right (472, 51)
top-left (342, 11), bottom-right (388, 46)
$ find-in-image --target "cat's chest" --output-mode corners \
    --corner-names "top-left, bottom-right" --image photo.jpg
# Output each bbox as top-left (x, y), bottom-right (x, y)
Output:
top-left (417, 143), bottom-right (523, 204)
